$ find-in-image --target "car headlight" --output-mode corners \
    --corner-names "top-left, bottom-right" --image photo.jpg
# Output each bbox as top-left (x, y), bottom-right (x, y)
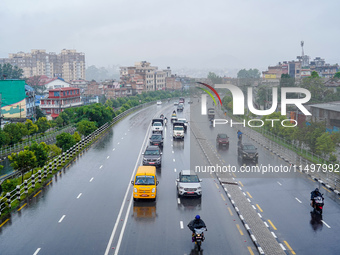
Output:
top-left (197, 187), bottom-right (201, 190)
top-left (134, 188), bottom-right (137, 193)
top-left (179, 186), bottom-right (184, 190)
top-left (152, 188), bottom-right (155, 193)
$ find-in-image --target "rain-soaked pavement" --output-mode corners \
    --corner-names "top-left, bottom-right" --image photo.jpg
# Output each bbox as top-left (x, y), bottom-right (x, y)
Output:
top-left (0, 99), bottom-right (339, 255)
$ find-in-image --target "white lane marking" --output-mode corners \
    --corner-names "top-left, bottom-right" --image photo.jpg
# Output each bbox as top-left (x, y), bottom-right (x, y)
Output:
top-left (271, 232), bottom-right (277, 238)
top-left (252, 205), bottom-right (256, 210)
top-left (172, 150), bottom-right (174, 154)
top-left (277, 181), bottom-right (282, 186)
top-left (177, 198), bottom-right (181, 204)
top-left (173, 159), bottom-right (175, 162)
top-left (77, 193), bottom-right (82, 199)
top-left (257, 213), bottom-right (262, 218)
top-left (89, 177), bottom-right (94, 182)
top-left (104, 121), bottom-right (152, 255)
top-left (171, 144), bottom-right (173, 147)
top-left (247, 198), bottom-right (251, 203)
top-left (117, 142), bottom-right (120, 145)
top-left (125, 133), bottom-right (127, 135)
top-left (58, 215), bottom-right (66, 223)
top-left (180, 221), bottom-right (184, 229)
top-left (100, 165), bottom-right (103, 169)
top-left (264, 222), bottom-right (269, 228)
top-left (295, 198), bottom-right (302, 203)
top-left (174, 168), bottom-right (177, 172)
top-left (113, 196), bottom-right (133, 255)
top-left (321, 220), bottom-right (331, 228)
top-left (33, 248), bottom-right (41, 255)
top-left (107, 156), bottom-right (110, 159)
top-left (113, 148), bottom-right (115, 151)
top-left (121, 137), bottom-right (124, 139)
top-left (279, 243), bottom-right (286, 250)
top-left (243, 192), bottom-right (246, 196)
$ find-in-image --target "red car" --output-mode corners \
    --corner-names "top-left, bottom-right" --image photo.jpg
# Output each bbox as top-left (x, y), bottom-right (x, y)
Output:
top-left (216, 133), bottom-right (229, 147)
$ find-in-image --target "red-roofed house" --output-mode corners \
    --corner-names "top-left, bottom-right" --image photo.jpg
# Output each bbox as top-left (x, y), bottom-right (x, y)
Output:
top-left (40, 87), bottom-right (83, 119)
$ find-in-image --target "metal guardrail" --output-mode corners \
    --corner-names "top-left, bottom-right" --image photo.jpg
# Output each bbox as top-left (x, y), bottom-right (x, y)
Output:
top-left (0, 124), bottom-right (76, 159)
top-left (0, 99), bottom-right (156, 216)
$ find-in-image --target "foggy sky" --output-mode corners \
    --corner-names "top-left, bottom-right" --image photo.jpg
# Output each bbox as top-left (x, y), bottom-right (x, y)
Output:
top-left (1, 0), bottom-right (339, 73)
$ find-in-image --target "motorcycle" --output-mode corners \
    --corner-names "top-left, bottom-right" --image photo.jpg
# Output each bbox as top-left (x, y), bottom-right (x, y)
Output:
top-left (193, 228), bottom-right (206, 251)
top-left (312, 196), bottom-right (324, 215)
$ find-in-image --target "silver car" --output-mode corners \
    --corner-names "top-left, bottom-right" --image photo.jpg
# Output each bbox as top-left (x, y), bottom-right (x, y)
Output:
top-left (176, 170), bottom-right (202, 197)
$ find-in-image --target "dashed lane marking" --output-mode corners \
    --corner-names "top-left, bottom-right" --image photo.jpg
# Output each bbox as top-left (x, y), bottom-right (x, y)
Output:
top-left (239, 181), bottom-right (244, 187)
top-left (268, 220), bottom-right (277, 230)
top-left (246, 192), bottom-right (253, 198)
top-left (283, 240), bottom-right (296, 255)
top-left (33, 190), bottom-right (42, 198)
top-left (277, 181), bottom-right (282, 186)
top-left (227, 207), bottom-right (233, 216)
top-left (77, 193), bottom-right (82, 199)
top-left (220, 194), bottom-right (226, 201)
top-left (180, 221), bottom-right (184, 229)
top-left (321, 220), bottom-right (331, 228)
top-left (215, 183), bottom-right (219, 189)
top-left (58, 215), bottom-right (66, 223)
top-left (247, 246), bottom-right (255, 255)
top-left (100, 165), bottom-right (103, 169)
top-left (295, 198), bottom-right (302, 203)
top-left (322, 186), bottom-right (331, 193)
top-left (236, 224), bottom-right (244, 235)
top-left (256, 204), bottom-right (263, 212)
top-left (89, 177), bottom-right (94, 182)
top-left (17, 203), bottom-right (27, 211)
top-left (33, 248), bottom-right (41, 255)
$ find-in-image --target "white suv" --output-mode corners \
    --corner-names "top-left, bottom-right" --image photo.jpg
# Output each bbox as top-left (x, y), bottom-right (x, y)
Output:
top-left (176, 170), bottom-right (202, 197)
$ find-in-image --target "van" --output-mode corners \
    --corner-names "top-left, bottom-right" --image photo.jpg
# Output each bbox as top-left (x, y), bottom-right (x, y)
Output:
top-left (173, 121), bottom-right (185, 139)
top-left (131, 166), bottom-right (159, 201)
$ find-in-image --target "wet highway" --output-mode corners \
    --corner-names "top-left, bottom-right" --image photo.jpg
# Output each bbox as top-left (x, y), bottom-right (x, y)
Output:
top-left (0, 101), bottom-right (258, 255)
top-left (191, 98), bottom-right (340, 255)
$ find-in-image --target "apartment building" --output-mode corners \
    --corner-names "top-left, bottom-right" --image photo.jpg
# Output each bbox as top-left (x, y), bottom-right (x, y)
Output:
top-left (120, 61), bottom-right (174, 92)
top-left (0, 49), bottom-right (85, 81)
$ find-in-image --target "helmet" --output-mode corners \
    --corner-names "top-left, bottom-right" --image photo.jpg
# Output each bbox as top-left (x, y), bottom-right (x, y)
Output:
top-left (315, 188), bottom-right (319, 192)
top-left (195, 215), bottom-right (200, 220)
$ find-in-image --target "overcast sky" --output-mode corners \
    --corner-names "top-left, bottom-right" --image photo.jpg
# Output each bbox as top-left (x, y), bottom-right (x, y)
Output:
top-left (1, 0), bottom-right (339, 73)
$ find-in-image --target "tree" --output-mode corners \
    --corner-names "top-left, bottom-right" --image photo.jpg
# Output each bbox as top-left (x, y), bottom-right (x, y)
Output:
top-left (73, 131), bottom-right (81, 143)
top-left (0, 63), bottom-right (23, 79)
top-left (207, 72), bottom-right (222, 84)
top-left (237, 69), bottom-right (260, 79)
top-left (333, 72), bottom-right (340, 79)
top-left (25, 75), bottom-right (46, 94)
top-left (301, 75), bottom-right (329, 103)
top-left (56, 132), bottom-right (76, 152)
top-left (315, 133), bottom-right (335, 157)
top-left (76, 119), bottom-right (97, 136)
top-left (8, 150), bottom-right (37, 182)
top-left (3, 123), bottom-right (23, 145)
top-left (25, 119), bottom-right (39, 136)
top-left (36, 117), bottom-right (50, 134)
top-left (0, 130), bottom-right (10, 147)
top-left (280, 74), bottom-right (295, 87)
top-left (26, 142), bottom-right (50, 167)
top-left (35, 107), bottom-right (45, 119)
top-left (48, 144), bottom-right (62, 158)
top-left (17, 122), bottom-right (29, 137)
top-left (57, 112), bottom-right (70, 126)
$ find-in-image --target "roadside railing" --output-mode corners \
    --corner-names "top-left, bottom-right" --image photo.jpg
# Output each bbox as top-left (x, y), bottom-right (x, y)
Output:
top-left (0, 100), bottom-right (155, 217)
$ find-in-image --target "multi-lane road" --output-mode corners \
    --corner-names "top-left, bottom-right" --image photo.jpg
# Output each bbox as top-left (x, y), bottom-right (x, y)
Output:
top-left (0, 99), bottom-right (339, 255)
